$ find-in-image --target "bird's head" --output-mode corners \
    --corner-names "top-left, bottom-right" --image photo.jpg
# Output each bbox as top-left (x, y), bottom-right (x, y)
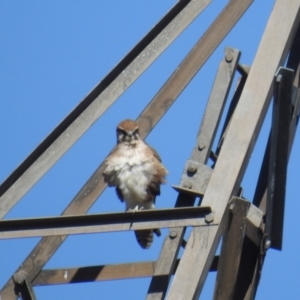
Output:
top-left (116, 119), bottom-right (140, 145)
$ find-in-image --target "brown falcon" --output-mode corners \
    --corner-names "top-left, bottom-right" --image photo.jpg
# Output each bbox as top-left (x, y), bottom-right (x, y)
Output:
top-left (103, 119), bottom-right (167, 249)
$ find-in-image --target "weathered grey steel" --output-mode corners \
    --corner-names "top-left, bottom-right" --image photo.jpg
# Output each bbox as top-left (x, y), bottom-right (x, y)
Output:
top-left (253, 26), bottom-right (300, 214)
top-left (0, 207), bottom-right (212, 239)
top-left (33, 261), bottom-right (176, 286)
top-left (249, 25), bottom-right (300, 300)
top-left (147, 46), bottom-right (241, 300)
top-left (0, 0), bottom-right (212, 220)
top-left (173, 161), bottom-right (213, 196)
top-left (1, 2), bottom-right (245, 297)
top-left (216, 73), bottom-right (248, 156)
top-left (248, 86), bottom-right (300, 300)
top-left (167, 1), bottom-right (300, 299)
top-left (213, 198), bottom-right (263, 300)
top-left (266, 67), bottom-right (293, 250)
top-left (146, 194), bottom-right (195, 300)
top-left (31, 257), bottom-right (220, 287)
top-left (13, 276), bottom-right (37, 300)
top-left (192, 47), bottom-right (241, 164)
top-left (1, 0), bottom-right (299, 299)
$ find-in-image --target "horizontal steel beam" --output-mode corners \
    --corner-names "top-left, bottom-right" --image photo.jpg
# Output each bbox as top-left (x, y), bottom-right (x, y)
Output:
top-left (0, 0), bottom-right (212, 219)
top-left (32, 256), bottom-right (219, 287)
top-left (0, 206), bottom-right (212, 239)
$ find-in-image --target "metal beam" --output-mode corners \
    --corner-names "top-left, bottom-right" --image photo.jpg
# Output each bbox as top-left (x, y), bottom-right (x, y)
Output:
top-left (1, 0), bottom-right (247, 297)
top-left (33, 261), bottom-right (168, 286)
top-left (213, 198), bottom-right (263, 300)
top-left (0, 207), bottom-right (212, 239)
top-left (213, 198), bottom-right (250, 300)
top-left (147, 46), bottom-right (241, 300)
top-left (216, 69), bottom-right (248, 156)
top-left (32, 257), bottom-right (219, 287)
top-left (0, 0), bottom-right (212, 219)
top-left (249, 23), bottom-right (300, 300)
top-left (250, 77), bottom-right (300, 300)
top-left (13, 276), bottom-right (37, 300)
top-left (266, 67), bottom-right (293, 250)
top-left (167, 0), bottom-right (300, 298)
top-left (192, 47), bottom-right (241, 163)
top-left (253, 24), bottom-right (300, 214)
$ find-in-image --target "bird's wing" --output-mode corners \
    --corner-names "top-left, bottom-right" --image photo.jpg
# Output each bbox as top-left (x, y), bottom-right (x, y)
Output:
top-left (145, 142), bottom-right (162, 162)
top-left (115, 186), bottom-right (124, 202)
top-left (145, 181), bottom-right (160, 204)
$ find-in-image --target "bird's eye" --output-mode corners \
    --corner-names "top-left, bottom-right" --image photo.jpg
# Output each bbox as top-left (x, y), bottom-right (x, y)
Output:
top-left (133, 128), bottom-right (139, 135)
top-left (117, 128), bottom-right (126, 135)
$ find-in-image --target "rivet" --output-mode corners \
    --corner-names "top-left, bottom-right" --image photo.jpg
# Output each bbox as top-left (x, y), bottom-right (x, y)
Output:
top-left (198, 141), bottom-right (206, 150)
top-left (169, 231), bottom-right (177, 239)
top-left (188, 164), bottom-right (197, 174)
top-left (265, 239), bottom-right (271, 250)
top-left (182, 182), bottom-right (192, 189)
top-left (205, 213), bottom-right (214, 224)
top-left (225, 52), bottom-right (233, 63)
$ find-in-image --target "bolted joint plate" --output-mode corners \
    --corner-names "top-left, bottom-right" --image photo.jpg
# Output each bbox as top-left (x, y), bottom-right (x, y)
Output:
top-left (13, 270), bottom-right (28, 284)
top-left (172, 160), bottom-right (213, 197)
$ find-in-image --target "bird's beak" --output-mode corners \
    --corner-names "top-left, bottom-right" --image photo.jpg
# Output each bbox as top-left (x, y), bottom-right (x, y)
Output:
top-left (125, 131), bottom-right (133, 142)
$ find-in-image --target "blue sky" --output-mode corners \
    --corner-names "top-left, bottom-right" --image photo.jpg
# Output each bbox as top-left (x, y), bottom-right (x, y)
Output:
top-left (1, 0), bottom-right (299, 299)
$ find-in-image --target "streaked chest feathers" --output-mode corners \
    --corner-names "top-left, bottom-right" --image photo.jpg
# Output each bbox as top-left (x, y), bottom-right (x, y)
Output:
top-left (102, 119), bottom-right (167, 249)
top-left (104, 142), bottom-right (164, 210)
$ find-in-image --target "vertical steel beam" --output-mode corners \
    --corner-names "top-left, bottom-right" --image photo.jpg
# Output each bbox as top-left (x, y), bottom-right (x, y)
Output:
top-left (248, 82), bottom-right (300, 300)
top-left (266, 67), bottom-right (293, 250)
top-left (249, 23), bottom-right (300, 300)
top-left (167, 1), bottom-right (300, 299)
top-left (213, 198), bottom-right (250, 300)
top-left (146, 47), bottom-right (240, 300)
top-left (253, 23), bottom-right (300, 214)
top-left (216, 71), bottom-right (248, 156)
top-left (213, 198), bottom-right (263, 300)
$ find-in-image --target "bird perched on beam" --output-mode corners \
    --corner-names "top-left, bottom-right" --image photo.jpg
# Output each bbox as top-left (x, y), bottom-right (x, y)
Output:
top-left (103, 119), bottom-right (167, 249)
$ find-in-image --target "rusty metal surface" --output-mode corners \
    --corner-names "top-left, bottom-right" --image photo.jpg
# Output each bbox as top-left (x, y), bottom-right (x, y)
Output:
top-left (147, 46), bottom-right (241, 300)
top-left (167, 0), bottom-right (300, 298)
top-left (0, 0), bottom-right (212, 220)
top-left (0, 207), bottom-right (212, 239)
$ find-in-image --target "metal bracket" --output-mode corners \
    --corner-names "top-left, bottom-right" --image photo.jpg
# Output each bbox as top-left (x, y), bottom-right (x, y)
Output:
top-left (172, 160), bottom-right (213, 197)
top-left (13, 272), bottom-right (37, 300)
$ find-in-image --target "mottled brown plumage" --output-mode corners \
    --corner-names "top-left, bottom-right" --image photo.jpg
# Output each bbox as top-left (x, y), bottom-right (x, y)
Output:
top-left (103, 119), bottom-right (167, 249)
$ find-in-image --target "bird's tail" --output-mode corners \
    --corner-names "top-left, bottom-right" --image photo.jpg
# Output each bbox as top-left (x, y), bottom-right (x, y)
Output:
top-left (135, 229), bottom-right (161, 249)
